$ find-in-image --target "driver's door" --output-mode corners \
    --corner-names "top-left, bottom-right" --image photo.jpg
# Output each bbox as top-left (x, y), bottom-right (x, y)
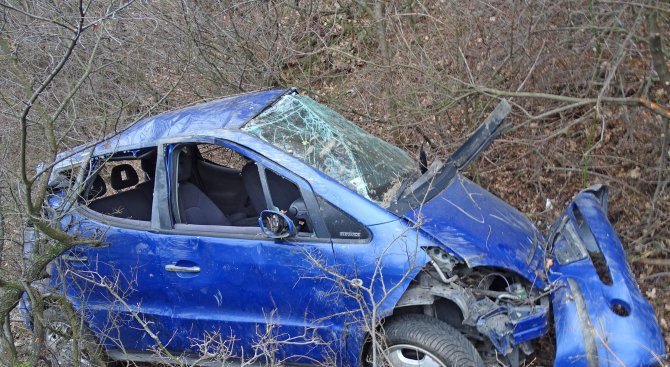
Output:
top-left (159, 142), bottom-right (342, 364)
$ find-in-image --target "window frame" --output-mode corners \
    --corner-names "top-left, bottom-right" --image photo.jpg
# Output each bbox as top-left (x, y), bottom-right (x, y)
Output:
top-left (70, 137), bottom-right (374, 245)
top-left (74, 147), bottom-right (158, 229)
top-left (315, 195), bottom-right (372, 244)
top-left (77, 205), bottom-right (153, 231)
top-left (163, 138), bottom-right (331, 242)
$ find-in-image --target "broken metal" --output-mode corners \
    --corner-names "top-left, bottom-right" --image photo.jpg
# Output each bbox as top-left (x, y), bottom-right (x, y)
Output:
top-left (397, 249), bottom-right (550, 361)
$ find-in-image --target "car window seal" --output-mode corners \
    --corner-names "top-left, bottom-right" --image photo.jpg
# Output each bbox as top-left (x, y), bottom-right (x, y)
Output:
top-left (168, 223), bottom-right (332, 244)
top-left (76, 206), bottom-right (151, 230)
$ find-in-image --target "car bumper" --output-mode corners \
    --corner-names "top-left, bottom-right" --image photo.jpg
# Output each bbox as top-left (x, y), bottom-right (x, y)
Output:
top-left (548, 185), bottom-right (665, 367)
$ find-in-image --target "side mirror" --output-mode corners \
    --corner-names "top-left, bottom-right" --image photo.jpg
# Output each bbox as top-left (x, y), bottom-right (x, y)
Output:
top-left (259, 210), bottom-right (296, 239)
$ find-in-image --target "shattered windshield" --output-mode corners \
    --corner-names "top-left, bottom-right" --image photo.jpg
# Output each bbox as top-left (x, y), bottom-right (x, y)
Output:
top-left (243, 94), bottom-right (419, 207)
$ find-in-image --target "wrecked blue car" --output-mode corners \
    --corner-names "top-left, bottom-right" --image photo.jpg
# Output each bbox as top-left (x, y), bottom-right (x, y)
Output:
top-left (24, 88), bottom-right (665, 366)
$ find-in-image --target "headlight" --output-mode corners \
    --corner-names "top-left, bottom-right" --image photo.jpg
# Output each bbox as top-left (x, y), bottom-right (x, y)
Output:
top-left (550, 216), bottom-right (589, 265)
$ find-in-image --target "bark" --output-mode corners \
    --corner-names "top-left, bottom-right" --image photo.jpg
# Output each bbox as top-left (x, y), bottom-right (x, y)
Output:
top-left (646, 10), bottom-right (670, 217)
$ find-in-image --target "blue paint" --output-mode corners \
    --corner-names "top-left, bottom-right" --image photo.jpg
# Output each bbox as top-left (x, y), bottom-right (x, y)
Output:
top-left (511, 304), bottom-right (549, 344)
top-left (51, 89), bottom-right (290, 174)
top-left (548, 189), bottom-right (665, 367)
top-left (27, 90), bottom-right (663, 366)
top-left (405, 174), bottom-right (547, 287)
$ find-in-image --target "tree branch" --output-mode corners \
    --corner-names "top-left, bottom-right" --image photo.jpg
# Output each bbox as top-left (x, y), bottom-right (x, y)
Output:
top-left (646, 10), bottom-right (670, 220)
top-left (17, 6), bottom-right (86, 215)
top-left (471, 85), bottom-right (670, 119)
top-left (0, 2), bottom-right (76, 31)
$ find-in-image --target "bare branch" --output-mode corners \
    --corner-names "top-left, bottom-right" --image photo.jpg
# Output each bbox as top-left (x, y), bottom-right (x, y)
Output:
top-left (0, 2), bottom-right (76, 31)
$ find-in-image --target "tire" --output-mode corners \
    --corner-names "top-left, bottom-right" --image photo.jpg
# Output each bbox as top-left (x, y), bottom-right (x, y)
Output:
top-left (377, 314), bottom-right (484, 367)
top-left (43, 306), bottom-right (107, 367)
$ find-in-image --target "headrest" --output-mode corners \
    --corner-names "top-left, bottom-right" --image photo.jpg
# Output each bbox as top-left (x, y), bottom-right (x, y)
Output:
top-left (178, 149), bottom-right (193, 182)
top-left (241, 161), bottom-right (258, 177)
top-left (110, 164), bottom-right (139, 190)
top-left (88, 175), bottom-right (107, 200)
top-left (141, 155), bottom-right (157, 180)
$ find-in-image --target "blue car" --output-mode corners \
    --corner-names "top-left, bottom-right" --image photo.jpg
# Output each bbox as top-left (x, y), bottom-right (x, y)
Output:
top-left (25, 88), bottom-right (665, 366)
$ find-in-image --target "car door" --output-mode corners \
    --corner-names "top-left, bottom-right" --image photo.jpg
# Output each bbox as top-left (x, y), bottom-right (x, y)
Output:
top-left (55, 148), bottom-right (178, 352)
top-left (158, 141), bottom-right (344, 364)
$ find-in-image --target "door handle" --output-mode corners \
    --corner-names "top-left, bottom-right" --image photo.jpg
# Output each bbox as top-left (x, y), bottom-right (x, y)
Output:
top-left (62, 255), bottom-right (88, 263)
top-left (165, 264), bottom-right (201, 273)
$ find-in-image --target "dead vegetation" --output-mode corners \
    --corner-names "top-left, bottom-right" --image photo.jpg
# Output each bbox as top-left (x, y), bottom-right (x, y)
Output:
top-left (0, 0), bottom-right (669, 365)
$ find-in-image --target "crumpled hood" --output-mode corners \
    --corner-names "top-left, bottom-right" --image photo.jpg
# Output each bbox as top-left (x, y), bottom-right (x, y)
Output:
top-left (405, 174), bottom-right (546, 284)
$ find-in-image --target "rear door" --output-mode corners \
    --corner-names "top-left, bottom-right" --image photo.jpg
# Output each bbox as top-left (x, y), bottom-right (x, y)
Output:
top-left (56, 148), bottom-right (177, 352)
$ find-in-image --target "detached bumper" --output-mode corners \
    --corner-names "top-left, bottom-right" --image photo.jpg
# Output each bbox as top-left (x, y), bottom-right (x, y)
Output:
top-left (548, 186), bottom-right (665, 367)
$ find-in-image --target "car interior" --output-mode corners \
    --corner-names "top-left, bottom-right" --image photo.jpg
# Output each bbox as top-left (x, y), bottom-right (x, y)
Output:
top-left (85, 144), bottom-right (311, 232)
top-left (86, 152), bottom-right (156, 221)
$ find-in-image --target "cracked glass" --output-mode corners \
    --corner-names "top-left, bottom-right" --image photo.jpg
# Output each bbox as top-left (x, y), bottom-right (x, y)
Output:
top-left (243, 94), bottom-right (418, 207)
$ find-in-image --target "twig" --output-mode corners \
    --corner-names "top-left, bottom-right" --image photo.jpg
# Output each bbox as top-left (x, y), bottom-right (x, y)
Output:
top-left (637, 258), bottom-right (670, 266)
top-left (515, 40), bottom-right (546, 93)
top-left (459, 47), bottom-right (475, 85)
top-left (546, 166), bottom-right (643, 194)
top-left (586, 12), bottom-right (642, 158)
top-left (641, 272), bottom-right (670, 280)
top-left (17, 0), bottom-right (86, 214)
top-left (646, 10), bottom-right (670, 222)
top-left (82, 0), bottom-right (136, 31)
top-left (596, 0), bottom-right (670, 14)
top-left (0, 2), bottom-right (76, 31)
top-left (471, 84), bottom-right (670, 119)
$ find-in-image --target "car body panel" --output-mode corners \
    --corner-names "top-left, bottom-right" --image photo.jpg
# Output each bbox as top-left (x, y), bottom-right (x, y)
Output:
top-left (150, 229), bottom-right (342, 363)
top-left (549, 188), bottom-right (665, 367)
top-left (52, 211), bottom-right (178, 352)
top-left (331, 219), bottom-right (431, 366)
top-left (157, 140), bottom-right (345, 362)
top-left (404, 174), bottom-right (546, 286)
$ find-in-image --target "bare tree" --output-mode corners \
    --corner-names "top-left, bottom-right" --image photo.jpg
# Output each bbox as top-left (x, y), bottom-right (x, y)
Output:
top-left (0, 1), bottom-right (183, 364)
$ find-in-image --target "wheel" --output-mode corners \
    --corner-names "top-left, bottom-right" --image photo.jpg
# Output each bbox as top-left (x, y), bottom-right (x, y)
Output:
top-left (377, 314), bottom-right (484, 367)
top-left (43, 306), bottom-right (106, 367)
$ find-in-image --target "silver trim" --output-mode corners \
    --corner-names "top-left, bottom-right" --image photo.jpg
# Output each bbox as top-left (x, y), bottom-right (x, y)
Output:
top-left (165, 264), bottom-right (201, 273)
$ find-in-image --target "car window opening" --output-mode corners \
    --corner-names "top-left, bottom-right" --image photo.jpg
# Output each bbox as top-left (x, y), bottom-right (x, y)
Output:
top-left (84, 148), bottom-right (157, 221)
top-left (175, 144), bottom-right (314, 234)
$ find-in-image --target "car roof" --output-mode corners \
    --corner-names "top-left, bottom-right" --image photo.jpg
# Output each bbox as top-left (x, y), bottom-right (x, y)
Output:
top-left (53, 88), bottom-right (291, 171)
